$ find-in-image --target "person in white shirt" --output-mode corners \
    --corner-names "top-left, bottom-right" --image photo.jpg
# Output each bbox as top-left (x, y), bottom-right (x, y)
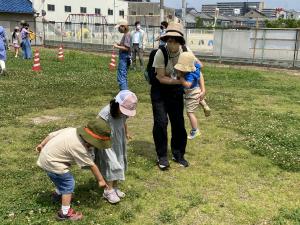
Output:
top-left (130, 21), bottom-right (145, 71)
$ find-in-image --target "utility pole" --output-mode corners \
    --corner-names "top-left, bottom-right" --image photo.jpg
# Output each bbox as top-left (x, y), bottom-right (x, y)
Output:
top-left (160, 0), bottom-right (164, 23)
top-left (182, 0), bottom-right (186, 26)
top-left (114, 0), bottom-right (116, 25)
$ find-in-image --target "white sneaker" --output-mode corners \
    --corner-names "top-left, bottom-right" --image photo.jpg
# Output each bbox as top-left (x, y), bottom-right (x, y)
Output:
top-left (114, 188), bottom-right (126, 198)
top-left (188, 129), bottom-right (200, 140)
top-left (103, 189), bottom-right (120, 204)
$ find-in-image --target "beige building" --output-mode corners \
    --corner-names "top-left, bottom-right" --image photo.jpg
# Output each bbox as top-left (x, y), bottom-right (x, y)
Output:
top-left (127, 2), bottom-right (175, 26)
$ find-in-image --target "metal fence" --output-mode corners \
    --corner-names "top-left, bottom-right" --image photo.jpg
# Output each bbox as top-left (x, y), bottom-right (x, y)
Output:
top-left (1, 20), bottom-right (299, 69)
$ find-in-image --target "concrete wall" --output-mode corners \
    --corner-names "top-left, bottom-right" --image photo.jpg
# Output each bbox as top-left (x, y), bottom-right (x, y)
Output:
top-left (0, 13), bottom-right (35, 42)
top-left (213, 29), bottom-right (299, 62)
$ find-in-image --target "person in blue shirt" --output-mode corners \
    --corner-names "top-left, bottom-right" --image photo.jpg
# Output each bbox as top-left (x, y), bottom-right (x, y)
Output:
top-left (175, 52), bottom-right (211, 139)
top-left (155, 21), bottom-right (168, 47)
top-left (0, 26), bottom-right (7, 75)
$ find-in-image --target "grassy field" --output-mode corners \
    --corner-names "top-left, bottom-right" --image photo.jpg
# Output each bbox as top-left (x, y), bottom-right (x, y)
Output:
top-left (0, 48), bottom-right (299, 225)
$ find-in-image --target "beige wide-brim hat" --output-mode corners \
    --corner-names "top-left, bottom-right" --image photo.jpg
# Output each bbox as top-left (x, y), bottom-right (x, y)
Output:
top-left (174, 52), bottom-right (196, 72)
top-left (160, 21), bottom-right (185, 45)
top-left (115, 19), bottom-right (128, 28)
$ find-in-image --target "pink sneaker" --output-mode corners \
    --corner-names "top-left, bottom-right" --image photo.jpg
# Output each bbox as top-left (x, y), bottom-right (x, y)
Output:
top-left (56, 208), bottom-right (83, 221)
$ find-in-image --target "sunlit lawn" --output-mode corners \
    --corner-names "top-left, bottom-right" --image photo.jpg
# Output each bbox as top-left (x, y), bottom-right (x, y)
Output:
top-left (0, 48), bottom-right (299, 225)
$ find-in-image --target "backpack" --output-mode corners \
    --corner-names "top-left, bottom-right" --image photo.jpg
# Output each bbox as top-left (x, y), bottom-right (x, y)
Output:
top-left (144, 45), bottom-right (188, 85)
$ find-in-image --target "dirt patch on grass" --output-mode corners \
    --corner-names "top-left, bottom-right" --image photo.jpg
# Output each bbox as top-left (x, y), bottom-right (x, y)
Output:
top-left (32, 115), bottom-right (62, 124)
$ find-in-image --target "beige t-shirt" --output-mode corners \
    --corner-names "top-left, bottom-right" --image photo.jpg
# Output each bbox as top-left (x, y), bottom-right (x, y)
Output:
top-left (37, 128), bottom-right (95, 174)
top-left (152, 46), bottom-right (191, 79)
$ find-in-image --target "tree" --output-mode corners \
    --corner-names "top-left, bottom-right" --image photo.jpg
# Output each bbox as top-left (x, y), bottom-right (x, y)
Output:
top-left (195, 17), bottom-right (203, 28)
top-left (265, 18), bottom-right (300, 28)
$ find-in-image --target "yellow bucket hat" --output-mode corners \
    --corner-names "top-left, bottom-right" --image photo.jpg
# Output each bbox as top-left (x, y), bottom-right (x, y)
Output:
top-left (174, 52), bottom-right (196, 73)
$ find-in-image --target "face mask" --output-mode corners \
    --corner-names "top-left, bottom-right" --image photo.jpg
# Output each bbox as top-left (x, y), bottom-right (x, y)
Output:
top-left (118, 27), bottom-right (124, 33)
top-left (166, 39), bottom-right (180, 53)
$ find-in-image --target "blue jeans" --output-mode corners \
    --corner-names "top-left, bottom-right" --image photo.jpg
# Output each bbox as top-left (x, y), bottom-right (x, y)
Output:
top-left (47, 171), bottom-right (75, 195)
top-left (21, 39), bottom-right (32, 59)
top-left (117, 51), bottom-right (129, 90)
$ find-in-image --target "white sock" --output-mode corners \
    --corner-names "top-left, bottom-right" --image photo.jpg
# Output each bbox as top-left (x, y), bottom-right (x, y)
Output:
top-left (0, 60), bottom-right (5, 71)
top-left (61, 205), bottom-right (70, 215)
top-left (55, 188), bottom-right (61, 195)
top-left (105, 188), bottom-right (114, 193)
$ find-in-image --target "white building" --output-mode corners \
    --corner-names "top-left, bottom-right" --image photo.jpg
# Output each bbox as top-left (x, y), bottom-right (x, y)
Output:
top-left (31, 0), bottom-right (128, 24)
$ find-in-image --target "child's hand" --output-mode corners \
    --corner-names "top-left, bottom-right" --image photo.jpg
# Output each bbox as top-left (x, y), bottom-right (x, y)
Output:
top-left (199, 91), bottom-right (206, 101)
top-left (98, 179), bottom-right (108, 189)
top-left (35, 144), bottom-right (43, 153)
top-left (179, 76), bottom-right (185, 83)
top-left (126, 133), bottom-right (132, 141)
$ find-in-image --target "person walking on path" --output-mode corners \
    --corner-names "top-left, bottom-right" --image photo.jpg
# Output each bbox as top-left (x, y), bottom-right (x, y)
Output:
top-left (130, 21), bottom-right (145, 71)
top-left (95, 90), bottom-right (138, 204)
top-left (113, 19), bottom-right (131, 90)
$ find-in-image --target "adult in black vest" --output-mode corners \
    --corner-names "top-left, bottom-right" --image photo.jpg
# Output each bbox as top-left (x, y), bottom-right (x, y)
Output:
top-left (151, 22), bottom-right (188, 170)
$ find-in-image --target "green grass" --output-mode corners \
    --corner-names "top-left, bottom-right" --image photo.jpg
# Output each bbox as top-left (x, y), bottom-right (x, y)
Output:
top-left (0, 48), bottom-right (299, 225)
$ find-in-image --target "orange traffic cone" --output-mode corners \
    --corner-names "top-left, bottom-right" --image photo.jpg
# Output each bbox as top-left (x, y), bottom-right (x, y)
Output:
top-left (58, 45), bottom-right (64, 61)
top-left (32, 49), bottom-right (41, 71)
top-left (109, 51), bottom-right (116, 71)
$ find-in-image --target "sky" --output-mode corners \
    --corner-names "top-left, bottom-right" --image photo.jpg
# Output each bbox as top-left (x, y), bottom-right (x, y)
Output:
top-left (152, 0), bottom-right (300, 11)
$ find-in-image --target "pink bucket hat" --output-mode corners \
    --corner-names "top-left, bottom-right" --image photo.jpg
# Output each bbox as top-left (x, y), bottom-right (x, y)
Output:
top-left (115, 90), bottom-right (138, 117)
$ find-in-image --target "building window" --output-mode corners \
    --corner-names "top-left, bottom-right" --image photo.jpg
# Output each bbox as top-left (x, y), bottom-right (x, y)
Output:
top-left (65, 22), bottom-right (72, 30)
top-left (149, 12), bottom-right (153, 15)
top-left (80, 7), bottom-right (87, 13)
top-left (95, 23), bottom-right (101, 32)
top-left (95, 8), bottom-right (101, 15)
top-left (65, 6), bottom-right (71, 13)
top-left (47, 4), bottom-right (55, 11)
top-left (119, 10), bottom-right (124, 16)
top-left (131, 11), bottom-right (136, 15)
top-left (108, 9), bottom-right (113, 15)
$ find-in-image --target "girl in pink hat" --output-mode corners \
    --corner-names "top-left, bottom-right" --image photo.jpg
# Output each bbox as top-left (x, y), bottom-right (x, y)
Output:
top-left (12, 27), bottom-right (21, 58)
top-left (95, 90), bottom-right (138, 204)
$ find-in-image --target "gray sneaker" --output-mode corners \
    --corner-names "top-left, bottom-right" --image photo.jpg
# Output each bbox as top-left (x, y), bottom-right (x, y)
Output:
top-left (103, 189), bottom-right (120, 204)
top-left (114, 188), bottom-right (126, 198)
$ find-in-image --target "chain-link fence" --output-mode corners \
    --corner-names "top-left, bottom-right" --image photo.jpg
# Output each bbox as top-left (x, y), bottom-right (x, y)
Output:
top-left (1, 20), bottom-right (299, 68)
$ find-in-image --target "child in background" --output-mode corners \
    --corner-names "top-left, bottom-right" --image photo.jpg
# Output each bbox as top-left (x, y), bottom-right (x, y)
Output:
top-left (175, 52), bottom-right (211, 139)
top-left (95, 90), bottom-right (138, 204)
top-left (113, 19), bottom-right (131, 90)
top-left (36, 120), bottom-right (111, 221)
top-left (0, 26), bottom-right (7, 75)
top-left (12, 26), bottom-right (20, 58)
